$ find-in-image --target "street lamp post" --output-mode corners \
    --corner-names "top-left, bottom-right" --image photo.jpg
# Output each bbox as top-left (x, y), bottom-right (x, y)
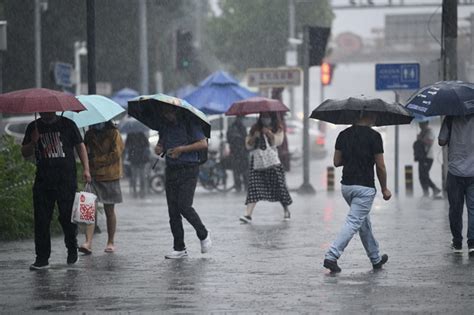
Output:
top-left (74, 41), bottom-right (87, 95)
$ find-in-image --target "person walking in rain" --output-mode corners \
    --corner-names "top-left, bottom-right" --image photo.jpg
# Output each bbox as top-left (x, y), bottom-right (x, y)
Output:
top-left (323, 111), bottom-right (391, 273)
top-left (154, 106), bottom-right (212, 259)
top-left (415, 121), bottom-right (441, 197)
top-left (125, 131), bottom-right (150, 198)
top-left (439, 115), bottom-right (474, 254)
top-left (79, 121), bottom-right (124, 254)
top-left (239, 112), bottom-right (292, 223)
top-left (21, 112), bottom-right (91, 270)
top-left (226, 116), bottom-right (249, 192)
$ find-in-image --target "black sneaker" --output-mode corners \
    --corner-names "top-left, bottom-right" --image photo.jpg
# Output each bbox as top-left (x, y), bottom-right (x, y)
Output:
top-left (373, 254), bottom-right (388, 269)
top-left (239, 215), bottom-right (252, 224)
top-left (451, 242), bottom-right (462, 253)
top-left (29, 260), bottom-right (49, 271)
top-left (67, 249), bottom-right (79, 265)
top-left (323, 259), bottom-right (341, 273)
top-left (468, 245), bottom-right (474, 257)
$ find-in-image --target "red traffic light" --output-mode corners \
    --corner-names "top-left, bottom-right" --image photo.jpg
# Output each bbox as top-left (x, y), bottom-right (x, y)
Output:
top-left (321, 62), bottom-right (332, 86)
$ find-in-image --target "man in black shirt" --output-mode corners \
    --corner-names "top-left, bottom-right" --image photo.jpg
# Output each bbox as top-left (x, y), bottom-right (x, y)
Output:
top-left (22, 112), bottom-right (91, 270)
top-left (323, 112), bottom-right (391, 273)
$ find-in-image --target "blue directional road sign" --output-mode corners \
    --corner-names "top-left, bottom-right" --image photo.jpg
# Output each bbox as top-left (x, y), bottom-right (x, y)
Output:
top-left (375, 63), bottom-right (420, 91)
top-left (53, 62), bottom-right (73, 88)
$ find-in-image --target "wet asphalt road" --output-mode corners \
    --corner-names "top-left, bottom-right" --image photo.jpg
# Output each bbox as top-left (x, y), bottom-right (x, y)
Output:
top-left (2, 124), bottom-right (474, 313)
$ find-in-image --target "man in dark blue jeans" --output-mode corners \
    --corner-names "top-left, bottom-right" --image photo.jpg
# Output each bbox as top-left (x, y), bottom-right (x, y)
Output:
top-left (154, 106), bottom-right (212, 259)
top-left (439, 115), bottom-right (474, 255)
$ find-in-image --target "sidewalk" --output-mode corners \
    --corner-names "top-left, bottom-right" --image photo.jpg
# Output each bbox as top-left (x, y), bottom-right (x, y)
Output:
top-left (2, 179), bottom-right (474, 313)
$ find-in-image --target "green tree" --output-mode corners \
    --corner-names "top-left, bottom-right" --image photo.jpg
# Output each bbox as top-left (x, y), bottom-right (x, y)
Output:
top-left (207, 0), bottom-right (333, 73)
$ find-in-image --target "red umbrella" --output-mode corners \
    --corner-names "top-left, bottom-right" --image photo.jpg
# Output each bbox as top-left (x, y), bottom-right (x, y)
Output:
top-left (0, 88), bottom-right (86, 114)
top-left (226, 97), bottom-right (289, 116)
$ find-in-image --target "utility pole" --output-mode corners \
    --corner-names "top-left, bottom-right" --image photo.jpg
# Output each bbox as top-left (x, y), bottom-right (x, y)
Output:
top-left (34, 0), bottom-right (42, 88)
top-left (440, 0), bottom-right (457, 191)
top-left (138, 0), bottom-right (149, 95)
top-left (287, 0), bottom-right (296, 114)
top-left (298, 26), bottom-right (316, 194)
top-left (86, 0), bottom-right (96, 94)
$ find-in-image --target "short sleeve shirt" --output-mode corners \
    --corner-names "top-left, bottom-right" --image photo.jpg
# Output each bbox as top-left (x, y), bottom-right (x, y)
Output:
top-left (22, 117), bottom-right (83, 187)
top-left (158, 119), bottom-right (206, 166)
top-left (438, 115), bottom-right (474, 177)
top-left (335, 125), bottom-right (384, 188)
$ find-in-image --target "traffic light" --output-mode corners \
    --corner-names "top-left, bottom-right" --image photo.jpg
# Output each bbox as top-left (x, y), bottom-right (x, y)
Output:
top-left (176, 30), bottom-right (193, 70)
top-left (321, 62), bottom-right (335, 86)
top-left (308, 26), bottom-right (331, 66)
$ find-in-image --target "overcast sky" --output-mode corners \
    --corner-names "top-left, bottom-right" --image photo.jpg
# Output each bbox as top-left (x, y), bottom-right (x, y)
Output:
top-left (331, 0), bottom-right (474, 38)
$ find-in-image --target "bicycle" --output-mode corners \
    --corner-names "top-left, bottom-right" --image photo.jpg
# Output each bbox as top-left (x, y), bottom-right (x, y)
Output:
top-left (198, 151), bottom-right (234, 192)
top-left (149, 159), bottom-right (166, 194)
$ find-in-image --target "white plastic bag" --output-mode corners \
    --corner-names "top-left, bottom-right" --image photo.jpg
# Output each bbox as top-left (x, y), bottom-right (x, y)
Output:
top-left (71, 184), bottom-right (97, 225)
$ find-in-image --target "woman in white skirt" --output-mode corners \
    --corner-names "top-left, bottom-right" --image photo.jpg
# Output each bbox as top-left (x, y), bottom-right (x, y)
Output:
top-left (239, 112), bottom-right (292, 223)
top-left (79, 121), bottom-right (124, 254)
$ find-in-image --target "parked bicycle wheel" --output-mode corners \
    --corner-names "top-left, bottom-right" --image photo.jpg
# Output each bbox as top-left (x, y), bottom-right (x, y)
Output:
top-left (149, 174), bottom-right (165, 194)
top-left (211, 162), bottom-right (233, 192)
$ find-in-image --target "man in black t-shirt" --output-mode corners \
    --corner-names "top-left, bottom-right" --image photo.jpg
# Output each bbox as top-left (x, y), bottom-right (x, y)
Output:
top-left (323, 112), bottom-right (391, 273)
top-left (21, 112), bottom-right (91, 270)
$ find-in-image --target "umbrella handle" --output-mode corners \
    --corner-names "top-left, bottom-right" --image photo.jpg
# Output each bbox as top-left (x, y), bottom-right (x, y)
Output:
top-left (152, 153), bottom-right (165, 170)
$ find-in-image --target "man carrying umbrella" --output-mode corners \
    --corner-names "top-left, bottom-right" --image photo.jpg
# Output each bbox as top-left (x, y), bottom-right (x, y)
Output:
top-left (439, 115), bottom-right (474, 254)
top-left (311, 96), bottom-right (412, 272)
top-left (128, 93), bottom-right (212, 259)
top-left (153, 105), bottom-right (212, 259)
top-left (21, 112), bottom-right (91, 270)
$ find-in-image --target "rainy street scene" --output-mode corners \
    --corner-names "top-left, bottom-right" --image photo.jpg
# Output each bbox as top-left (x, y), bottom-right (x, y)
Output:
top-left (1, 0), bottom-right (474, 313)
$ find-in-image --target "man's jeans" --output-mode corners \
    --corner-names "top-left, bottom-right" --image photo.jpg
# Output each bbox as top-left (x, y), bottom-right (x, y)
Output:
top-left (446, 172), bottom-right (474, 247)
top-left (325, 185), bottom-right (382, 264)
top-left (165, 164), bottom-right (208, 251)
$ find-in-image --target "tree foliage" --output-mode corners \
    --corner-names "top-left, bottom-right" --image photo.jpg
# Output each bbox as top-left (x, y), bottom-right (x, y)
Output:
top-left (207, 0), bottom-right (333, 72)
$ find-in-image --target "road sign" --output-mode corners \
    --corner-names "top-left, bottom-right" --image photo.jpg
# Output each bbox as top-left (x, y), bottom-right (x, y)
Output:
top-left (247, 67), bottom-right (302, 87)
top-left (53, 62), bottom-right (73, 88)
top-left (375, 63), bottom-right (420, 91)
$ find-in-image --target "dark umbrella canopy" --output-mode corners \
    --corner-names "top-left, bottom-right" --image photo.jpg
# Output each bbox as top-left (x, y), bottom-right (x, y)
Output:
top-left (405, 81), bottom-right (474, 117)
top-left (226, 97), bottom-right (289, 116)
top-left (128, 93), bottom-right (211, 138)
top-left (310, 97), bottom-right (413, 126)
top-left (0, 88), bottom-right (86, 113)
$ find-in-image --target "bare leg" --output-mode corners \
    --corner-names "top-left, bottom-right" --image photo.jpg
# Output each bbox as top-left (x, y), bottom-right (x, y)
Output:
top-left (80, 224), bottom-right (95, 253)
top-left (245, 202), bottom-right (257, 217)
top-left (104, 203), bottom-right (116, 250)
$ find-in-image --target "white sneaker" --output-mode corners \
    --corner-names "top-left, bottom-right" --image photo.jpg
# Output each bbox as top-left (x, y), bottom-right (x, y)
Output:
top-left (164, 250), bottom-right (188, 259)
top-left (201, 231), bottom-right (212, 254)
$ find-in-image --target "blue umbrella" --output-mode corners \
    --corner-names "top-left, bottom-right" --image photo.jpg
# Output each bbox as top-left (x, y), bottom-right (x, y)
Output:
top-left (118, 117), bottom-right (150, 134)
top-left (61, 95), bottom-right (125, 128)
top-left (183, 71), bottom-right (258, 114)
top-left (405, 81), bottom-right (474, 117)
top-left (112, 88), bottom-right (139, 109)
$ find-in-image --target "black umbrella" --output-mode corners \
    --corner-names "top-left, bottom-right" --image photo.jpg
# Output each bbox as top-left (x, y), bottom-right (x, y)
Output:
top-left (404, 81), bottom-right (474, 117)
top-left (310, 97), bottom-right (413, 126)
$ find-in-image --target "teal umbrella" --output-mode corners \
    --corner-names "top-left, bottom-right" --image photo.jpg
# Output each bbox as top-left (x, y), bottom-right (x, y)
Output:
top-left (61, 95), bottom-right (125, 128)
top-left (128, 93), bottom-right (211, 138)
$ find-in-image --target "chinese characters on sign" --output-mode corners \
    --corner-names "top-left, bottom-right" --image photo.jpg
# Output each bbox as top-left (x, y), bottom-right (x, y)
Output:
top-left (247, 68), bottom-right (302, 87)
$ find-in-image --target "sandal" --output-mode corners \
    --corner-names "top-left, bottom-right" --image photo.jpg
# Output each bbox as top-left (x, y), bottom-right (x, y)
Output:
top-left (78, 246), bottom-right (92, 255)
top-left (104, 245), bottom-right (115, 253)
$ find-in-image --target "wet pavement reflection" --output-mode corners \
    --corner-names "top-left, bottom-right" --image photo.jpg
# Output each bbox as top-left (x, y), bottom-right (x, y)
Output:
top-left (1, 153), bottom-right (474, 312)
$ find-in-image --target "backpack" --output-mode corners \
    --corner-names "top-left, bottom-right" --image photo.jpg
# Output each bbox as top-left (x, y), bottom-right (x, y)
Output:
top-left (185, 120), bottom-right (208, 165)
top-left (413, 139), bottom-right (427, 162)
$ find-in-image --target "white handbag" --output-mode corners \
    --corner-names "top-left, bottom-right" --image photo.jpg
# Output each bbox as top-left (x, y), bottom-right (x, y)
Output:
top-left (252, 135), bottom-right (281, 170)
